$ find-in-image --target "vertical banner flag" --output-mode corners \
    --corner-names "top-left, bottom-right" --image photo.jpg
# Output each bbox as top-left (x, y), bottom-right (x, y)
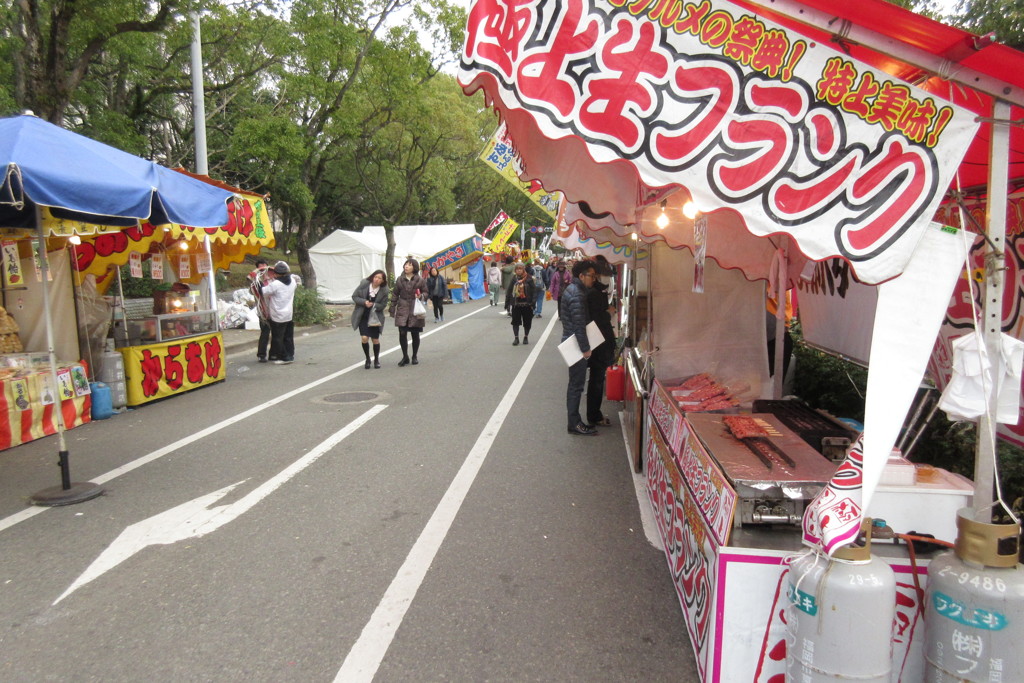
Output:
top-left (129, 252), bottom-right (143, 278)
top-left (151, 252), bottom-right (164, 280)
top-left (484, 211), bottom-right (508, 238)
top-left (1, 240), bottom-right (21, 288)
top-left (480, 122), bottom-right (562, 219)
top-left (489, 216), bottom-right (520, 253)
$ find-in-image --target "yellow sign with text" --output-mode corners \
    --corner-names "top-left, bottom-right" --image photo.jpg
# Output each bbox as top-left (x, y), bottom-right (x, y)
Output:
top-left (121, 331), bottom-right (226, 406)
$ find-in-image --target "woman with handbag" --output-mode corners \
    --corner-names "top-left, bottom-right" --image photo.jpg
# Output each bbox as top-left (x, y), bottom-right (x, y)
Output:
top-left (351, 269), bottom-right (389, 369)
top-left (389, 258), bottom-right (428, 366)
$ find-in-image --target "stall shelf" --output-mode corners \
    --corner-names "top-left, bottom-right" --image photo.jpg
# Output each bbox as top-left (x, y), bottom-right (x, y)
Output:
top-left (0, 363), bottom-right (90, 450)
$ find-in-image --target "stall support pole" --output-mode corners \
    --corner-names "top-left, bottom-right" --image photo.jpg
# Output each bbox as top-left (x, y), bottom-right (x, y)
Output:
top-left (975, 99), bottom-right (1011, 515)
top-left (772, 239), bottom-right (788, 399)
top-left (29, 216), bottom-right (103, 506)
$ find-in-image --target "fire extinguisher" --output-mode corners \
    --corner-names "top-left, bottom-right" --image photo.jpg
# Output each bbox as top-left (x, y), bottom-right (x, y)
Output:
top-left (606, 364), bottom-right (625, 401)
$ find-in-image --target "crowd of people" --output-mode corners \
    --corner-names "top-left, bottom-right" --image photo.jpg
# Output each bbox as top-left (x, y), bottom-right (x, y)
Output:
top-left (252, 252), bottom-right (620, 439)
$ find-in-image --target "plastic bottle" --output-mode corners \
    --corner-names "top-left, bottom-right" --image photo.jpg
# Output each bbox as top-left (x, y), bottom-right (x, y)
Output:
top-left (89, 382), bottom-right (113, 420)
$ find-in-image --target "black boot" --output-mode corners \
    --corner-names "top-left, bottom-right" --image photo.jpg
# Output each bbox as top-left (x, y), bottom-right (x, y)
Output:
top-left (362, 342), bottom-right (371, 369)
top-left (373, 344), bottom-right (381, 368)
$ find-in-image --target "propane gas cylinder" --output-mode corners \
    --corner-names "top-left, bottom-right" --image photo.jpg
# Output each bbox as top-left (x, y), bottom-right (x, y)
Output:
top-left (787, 523), bottom-right (896, 682)
top-left (924, 507), bottom-right (1024, 682)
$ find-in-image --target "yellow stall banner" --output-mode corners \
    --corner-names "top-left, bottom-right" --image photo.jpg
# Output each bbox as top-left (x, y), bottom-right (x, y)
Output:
top-left (121, 331), bottom-right (226, 406)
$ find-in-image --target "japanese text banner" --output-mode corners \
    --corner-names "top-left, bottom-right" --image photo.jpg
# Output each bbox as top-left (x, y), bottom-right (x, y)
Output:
top-left (479, 122), bottom-right (562, 219)
top-left (460, 0), bottom-right (980, 283)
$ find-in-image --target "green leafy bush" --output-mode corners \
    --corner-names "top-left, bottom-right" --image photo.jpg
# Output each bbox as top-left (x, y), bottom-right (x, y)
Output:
top-left (292, 285), bottom-right (334, 326)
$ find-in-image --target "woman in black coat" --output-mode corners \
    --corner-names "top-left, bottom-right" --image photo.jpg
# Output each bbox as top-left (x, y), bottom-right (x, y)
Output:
top-left (389, 258), bottom-right (428, 366)
top-left (506, 263), bottom-right (536, 345)
top-left (426, 266), bottom-right (447, 323)
top-left (351, 270), bottom-right (389, 369)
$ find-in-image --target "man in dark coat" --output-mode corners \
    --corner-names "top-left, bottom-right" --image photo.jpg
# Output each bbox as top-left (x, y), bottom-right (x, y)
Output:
top-left (585, 258), bottom-right (616, 426)
top-left (560, 259), bottom-right (599, 435)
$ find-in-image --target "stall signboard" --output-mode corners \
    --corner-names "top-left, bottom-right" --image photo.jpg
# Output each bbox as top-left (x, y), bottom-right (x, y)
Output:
top-left (422, 235), bottom-right (485, 273)
top-left (120, 332), bottom-right (226, 406)
top-left (646, 413), bottom-right (716, 680)
top-left (461, 0), bottom-right (979, 284)
top-left (676, 424), bottom-right (737, 546)
top-left (480, 121), bottom-right (562, 219)
top-left (649, 379), bottom-right (686, 452)
top-left (49, 190), bottom-right (274, 288)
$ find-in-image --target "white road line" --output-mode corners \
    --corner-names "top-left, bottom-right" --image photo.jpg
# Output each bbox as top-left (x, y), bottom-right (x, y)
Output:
top-left (334, 314), bottom-right (560, 683)
top-left (0, 304), bottom-right (493, 535)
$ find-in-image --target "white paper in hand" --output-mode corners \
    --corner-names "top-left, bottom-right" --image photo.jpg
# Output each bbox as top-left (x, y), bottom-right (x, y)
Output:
top-left (557, 321), bottom-right (606, 367)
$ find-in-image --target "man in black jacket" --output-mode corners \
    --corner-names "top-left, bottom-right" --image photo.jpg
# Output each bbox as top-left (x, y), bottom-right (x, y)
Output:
top-left (560, 259), bottom-right (599, 436)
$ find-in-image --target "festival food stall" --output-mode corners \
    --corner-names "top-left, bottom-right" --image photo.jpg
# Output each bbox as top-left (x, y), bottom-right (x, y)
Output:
top-left (46, 179), bottom-right (274, 407)
top-left (421, 234), bottom-right (486, 302)
top-left (0, 114), bottom-right (234, 504)
top-left (460, 0), bottom-right (1024, 680)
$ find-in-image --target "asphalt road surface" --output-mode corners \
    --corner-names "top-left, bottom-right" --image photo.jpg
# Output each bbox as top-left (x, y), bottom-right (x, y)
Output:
top-left (0, 297), bottom-right (697, 682)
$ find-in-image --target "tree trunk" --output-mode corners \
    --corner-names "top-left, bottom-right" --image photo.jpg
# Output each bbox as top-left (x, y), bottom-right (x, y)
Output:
top-left (384, 224), bottom-right (396, 284)
top-left (296, 242), bottom-right (315, 291)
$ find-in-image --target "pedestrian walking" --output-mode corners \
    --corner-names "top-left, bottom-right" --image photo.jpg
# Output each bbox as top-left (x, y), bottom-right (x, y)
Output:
top-left (531, 259), bottom-right (546, 318)
top-left (506, 263), bottom-right (536, 346)
top-left (262, 260), bottom-right (298, 365)
top-left (487, 261), bottom-right (502, 306)
top-left (389, 258), bottom-right (428, 366)
top-left (500, 255), bottom-right (516, 315)
top-left (426, 266), bottom-right (447, 322)
top-left (247, 258), bottom-right (272, 362)
top-left (560, 259), bottom-right (599, 435)
top-left (351, 269), bottom-right (389, 369)
top-left (549, 260), bottom-right (571, 314)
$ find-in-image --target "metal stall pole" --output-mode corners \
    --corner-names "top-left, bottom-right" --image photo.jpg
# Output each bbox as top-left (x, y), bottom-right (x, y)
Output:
top-left (29, 216), bottom-right (103, 505)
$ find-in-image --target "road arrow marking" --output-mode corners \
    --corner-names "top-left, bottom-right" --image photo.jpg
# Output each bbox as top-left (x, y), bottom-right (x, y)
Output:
top-left (54, 404), bottom-right (387, 605)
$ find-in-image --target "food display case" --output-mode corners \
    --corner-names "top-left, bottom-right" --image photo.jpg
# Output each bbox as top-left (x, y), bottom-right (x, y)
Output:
top-left (124, 310), bottom-right (218, 345)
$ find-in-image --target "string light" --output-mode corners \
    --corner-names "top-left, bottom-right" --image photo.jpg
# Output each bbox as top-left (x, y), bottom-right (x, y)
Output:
top-left (682, 201), bottom-right (699, 220)
top-left (656, 200), bottom-right (669, 229)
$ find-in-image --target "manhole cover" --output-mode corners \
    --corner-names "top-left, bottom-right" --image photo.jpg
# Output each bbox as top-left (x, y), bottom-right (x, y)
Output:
top-left (319, 391), bottom-right (381, 404)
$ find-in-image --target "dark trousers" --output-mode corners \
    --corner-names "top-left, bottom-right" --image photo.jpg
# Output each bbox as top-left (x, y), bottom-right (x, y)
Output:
top-left (510, 304), bottom-right (533, 336)
top-left (566, 356), bottom-right (588, 429)
top-left (257, 319), bottom-right (271, 359)
top-left (431, 295), bottom-right (444, 320)
top-left (269, 320), bottom-right (294, 361)
top-left (586, 359), bottom-right (609, 423)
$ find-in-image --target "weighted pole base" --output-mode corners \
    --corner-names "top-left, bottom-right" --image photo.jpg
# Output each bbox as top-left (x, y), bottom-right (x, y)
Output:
top-left (29, 482), bottom-right (104, 507)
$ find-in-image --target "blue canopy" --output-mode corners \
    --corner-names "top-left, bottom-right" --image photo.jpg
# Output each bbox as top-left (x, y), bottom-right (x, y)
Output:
top-left (0, 115), bottom-right (232, 228)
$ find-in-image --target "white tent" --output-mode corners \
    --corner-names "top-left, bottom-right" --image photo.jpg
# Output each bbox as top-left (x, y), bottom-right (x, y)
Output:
top-left (309, 230), bottom-right (387, 304)
top-left (362, 224), bottom-right (478, 262)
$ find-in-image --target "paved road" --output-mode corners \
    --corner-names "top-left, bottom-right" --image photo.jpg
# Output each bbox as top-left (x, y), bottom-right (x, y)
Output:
top-left (0, 298), bottom-right (697, 682)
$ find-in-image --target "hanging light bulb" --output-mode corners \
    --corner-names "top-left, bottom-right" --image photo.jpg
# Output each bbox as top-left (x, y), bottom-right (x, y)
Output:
top-left (682, 201), bottom-right (699, 220)
top-left (631, 232), bottom-right (638, 241)
top-left (179, 240), bottom-right (189, 251)
top-left (67, 234), bottom-right (81, 245)
top-left (655, 200), bottom-right (669, 229)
